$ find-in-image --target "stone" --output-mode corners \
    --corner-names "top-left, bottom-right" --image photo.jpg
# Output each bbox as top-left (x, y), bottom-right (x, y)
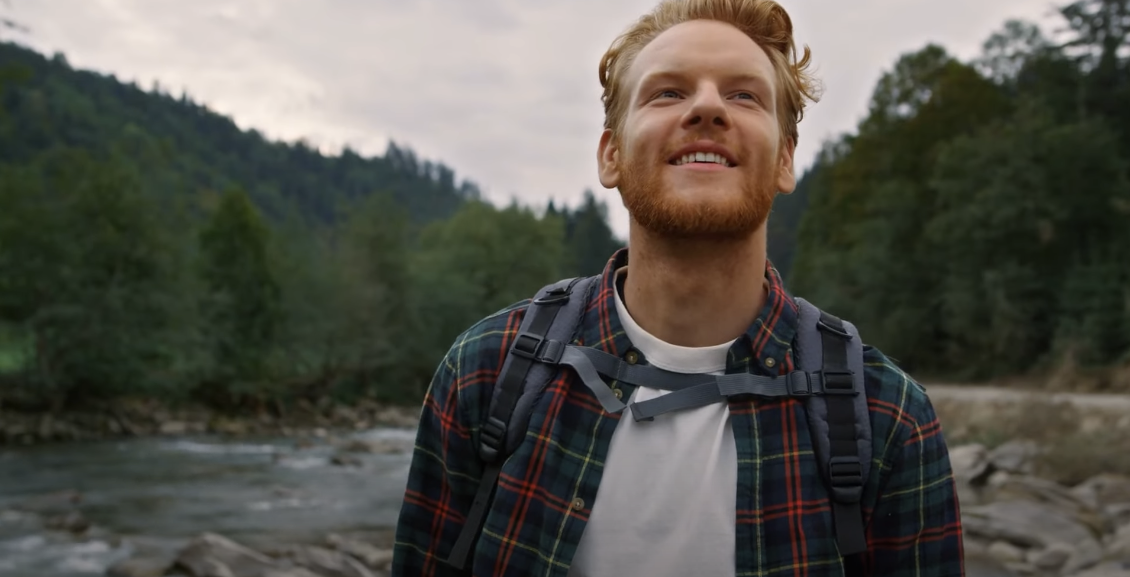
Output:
top-left (174, 532), bottom-right (279, 577)
top-left (1068, 562), bottom-right (1130, 577)
top-left (988, 440), bottom-right (1041, 475)
top-left (988, 540), bottom-right (1025, 564)
top-left (1027, 542), bottom-right (1074, 571)
top-left (160, 421), bottom-right (188, 435)
top-left (45, 510), bottom-right (90, 533)
top-left (106, 556), bottom-right (174, 577)
top-left (327, 533), bottom-right (394, 570)
top-left (1106, 524), bottom-right (1130, 562)
top-left (964, 500), bottom-right (1098, 549)
top-left (285, 544), bottom-right (377, 577)
top-left (1064, 537), bottom-right (1105, 574)
top-left (331, 454), bottom-right (362, 467)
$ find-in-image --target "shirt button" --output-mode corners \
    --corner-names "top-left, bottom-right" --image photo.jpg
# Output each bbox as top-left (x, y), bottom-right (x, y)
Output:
top-left (625, 350), bottom-right (639, 365)
top-left (765, 357), bottom-right (776, 368)
top-left (613, 389), bottom-right (622, 400)
top-left (571, 497), bottom-right (585, 511)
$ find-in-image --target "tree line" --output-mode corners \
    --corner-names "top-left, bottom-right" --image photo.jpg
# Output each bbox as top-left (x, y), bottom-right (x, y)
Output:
top-left (789, 0), bottom-right (1130, 384)
top-left (0, 0), bottom-right (1127, 414)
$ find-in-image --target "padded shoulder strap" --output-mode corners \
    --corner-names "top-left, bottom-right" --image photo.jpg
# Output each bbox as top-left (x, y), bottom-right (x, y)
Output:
top-left (795, 297), bottom-right (871, 557)
top-left (447, 275), bottom-right (599, 570)
top-left (497, 275), bottom-right (600, 457)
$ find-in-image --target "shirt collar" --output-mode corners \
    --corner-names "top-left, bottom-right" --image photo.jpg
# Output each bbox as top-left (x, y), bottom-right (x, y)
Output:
top-left (581, 247), bottom-right (799, 374)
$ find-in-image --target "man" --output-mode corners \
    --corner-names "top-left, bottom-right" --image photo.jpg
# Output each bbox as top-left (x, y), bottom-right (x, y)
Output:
top-left (392, 0), bottom-right (964, 575)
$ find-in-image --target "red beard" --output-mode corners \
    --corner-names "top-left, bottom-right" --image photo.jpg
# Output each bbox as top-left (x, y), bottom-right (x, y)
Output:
top-left (617, 143), bottom-right (778, 240)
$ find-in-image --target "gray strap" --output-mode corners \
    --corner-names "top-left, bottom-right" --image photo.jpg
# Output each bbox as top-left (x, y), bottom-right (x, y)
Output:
top-left (564, 346), bottom-right (716, 391)
top-left (559, 347), bottom-right (627, 413)
top-left (628, 371), bottom-right (816, 421)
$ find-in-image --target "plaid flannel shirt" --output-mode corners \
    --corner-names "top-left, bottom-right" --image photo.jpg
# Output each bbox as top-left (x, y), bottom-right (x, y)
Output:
top-left (392, 248), bottom-right (964, 576)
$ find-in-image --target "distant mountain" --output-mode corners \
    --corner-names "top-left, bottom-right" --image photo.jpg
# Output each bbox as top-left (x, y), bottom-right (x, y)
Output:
top-left (0, 41), bottom-right (480, 228)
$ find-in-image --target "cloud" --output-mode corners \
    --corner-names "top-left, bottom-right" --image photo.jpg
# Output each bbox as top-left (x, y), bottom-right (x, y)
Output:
top-left (9, 0), bottom-right (1062, 239)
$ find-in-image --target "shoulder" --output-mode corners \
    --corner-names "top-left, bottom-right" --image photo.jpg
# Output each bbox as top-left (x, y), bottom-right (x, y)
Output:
top-left (860, 344), bottom-right (944, 463)
top-left (442, 298), bottom-right (531, 395)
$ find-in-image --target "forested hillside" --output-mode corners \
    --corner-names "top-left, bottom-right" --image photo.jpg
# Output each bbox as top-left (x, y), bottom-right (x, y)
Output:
top-left (0, 40), bottom-right (623, 411)
top-left (790, 0), bottom-right (1130, 384)
top-left (0, 0), bottom-right (1126, 416)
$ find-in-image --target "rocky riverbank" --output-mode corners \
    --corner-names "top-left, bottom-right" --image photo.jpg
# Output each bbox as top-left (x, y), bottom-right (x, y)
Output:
top-left (953, 440), bottom-right (1130, 576)
top-left (0, 501), bottom-right (395, 577)
top-left (0, 398), bottom-right (420, 447)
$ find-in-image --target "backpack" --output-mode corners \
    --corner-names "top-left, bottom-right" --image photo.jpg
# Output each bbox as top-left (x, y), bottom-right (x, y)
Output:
top-left (447, 275), bottom-right (873, 570)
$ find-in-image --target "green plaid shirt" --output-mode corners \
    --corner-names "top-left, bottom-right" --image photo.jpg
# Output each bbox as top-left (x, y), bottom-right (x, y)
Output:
top-left (392, 248), bottom-right (964, 576)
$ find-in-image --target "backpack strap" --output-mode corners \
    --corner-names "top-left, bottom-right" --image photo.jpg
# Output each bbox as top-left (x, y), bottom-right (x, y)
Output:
top-left (795, 297), bottom-right (871, 559)
top-left (447, 275), bottom-right (601, 569)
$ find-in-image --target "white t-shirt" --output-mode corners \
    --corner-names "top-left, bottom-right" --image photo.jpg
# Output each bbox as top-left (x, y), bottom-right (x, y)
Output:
top-left (567, 269), bottom-right (738, 577)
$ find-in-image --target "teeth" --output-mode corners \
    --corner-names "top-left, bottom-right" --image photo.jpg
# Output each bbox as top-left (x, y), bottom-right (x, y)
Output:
top-left (674, 152), bottom-right (731, 167)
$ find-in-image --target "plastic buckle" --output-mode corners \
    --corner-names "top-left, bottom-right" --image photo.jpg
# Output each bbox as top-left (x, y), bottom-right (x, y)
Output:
top-left (819, 371), bottom-right (855, 395)
top-left (510, 333), bottom-right (564, 364)
top-left (828, 455), bottom-right (864, 502)
top-left (816, 319), bottom-right (852, 340)
top-left (533, 287), bottom-right (571, 305)
top-left (479, 416), bottom-right (507, 463)
top-left (786, 371), bottom-right (812, 396)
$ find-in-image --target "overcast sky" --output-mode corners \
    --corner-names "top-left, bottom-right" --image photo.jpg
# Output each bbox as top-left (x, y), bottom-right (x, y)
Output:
top-left (7, 0), bottom-right (1062, 239)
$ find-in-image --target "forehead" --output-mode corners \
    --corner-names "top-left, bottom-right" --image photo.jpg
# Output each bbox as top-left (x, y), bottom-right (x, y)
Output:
top-left (626, 19), bottom-right (776, 93)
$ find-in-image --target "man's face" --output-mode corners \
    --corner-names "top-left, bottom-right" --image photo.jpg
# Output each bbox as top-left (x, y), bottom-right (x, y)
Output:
top-left (598, 19), bottom-right (796, 240)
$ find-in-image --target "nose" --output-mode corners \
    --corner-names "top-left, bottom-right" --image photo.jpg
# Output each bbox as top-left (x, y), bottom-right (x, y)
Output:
top-left (682, 84), bottom-right (730, 129)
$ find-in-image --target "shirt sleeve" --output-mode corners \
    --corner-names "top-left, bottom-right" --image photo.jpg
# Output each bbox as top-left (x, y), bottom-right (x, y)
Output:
top-left (864, 388), bottom-right (965, 576)
top-left (391, 342), bottom-right (484, 577)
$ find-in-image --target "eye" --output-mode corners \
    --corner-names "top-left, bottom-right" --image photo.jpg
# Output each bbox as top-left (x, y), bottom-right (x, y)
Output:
top-left (733, 92), bottom-right (759, 102)
top-left (655, 89), bottom-right (680, 99)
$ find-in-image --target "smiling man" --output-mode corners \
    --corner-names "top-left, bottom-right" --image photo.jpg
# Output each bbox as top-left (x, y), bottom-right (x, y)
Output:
top-left (391, 1), bottom-right (964, 576)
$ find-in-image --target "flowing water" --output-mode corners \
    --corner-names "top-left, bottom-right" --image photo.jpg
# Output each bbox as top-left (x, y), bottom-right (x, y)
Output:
top-left (0, 428), bottom-right (415, 576)
top-left (0, 428), bottom-right (1012, 577)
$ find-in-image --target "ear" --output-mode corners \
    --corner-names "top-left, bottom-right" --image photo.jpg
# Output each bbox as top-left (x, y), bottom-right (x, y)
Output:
top-left (597, 128), bottom-right (621, 189)
top-left (775, 137), bottom-right (797, 195)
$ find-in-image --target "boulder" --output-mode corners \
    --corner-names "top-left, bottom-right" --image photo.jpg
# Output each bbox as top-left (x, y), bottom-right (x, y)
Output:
top-left (988, 439), bottom-right (1041, 475)
top-left (327, 533), bottom-right (394, 571)
top-left (174, 532), bottom-right (279, 577)
top-left (284, 544), bottom-right (377, 577)
top-left (106, 556), bottom-right (174, 577)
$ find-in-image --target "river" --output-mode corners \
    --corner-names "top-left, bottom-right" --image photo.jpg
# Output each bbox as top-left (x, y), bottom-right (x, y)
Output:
top-left (0, 428), bottom-right (414, 577)
top-left (0, 427), bottom-right (1013, 577)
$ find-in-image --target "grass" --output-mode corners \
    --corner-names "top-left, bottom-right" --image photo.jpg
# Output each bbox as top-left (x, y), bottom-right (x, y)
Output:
top-left (934, 394), bottom-right (1130, 486)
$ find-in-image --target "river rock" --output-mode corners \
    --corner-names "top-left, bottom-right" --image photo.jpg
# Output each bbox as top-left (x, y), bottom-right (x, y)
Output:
top-left (338, 438), bottom-right (407, 455)
top-left (14, 489), bottom-right (82, 516)
top-left (1064, 537), bottom-right (1105, 574)
top-left (1069, 562), bottom-right (1130, 577)
top-left (1027, 542), bottom-right (1075, 571)
top-left (988, 439), bottom-right (1041, 475)
top-left (988, 540), bottom-right (1025, 564)
top-left (989, 475), bottom-right (1107, 536)
top-left (106, 556), bottom-right (174, 577)
top-left (174, 532), bottom-right (280, 577)
top-left (327, 533), bottom-right (394, 570)
top-left (1106, 524), bottom-right (1130, 562)
top-left (283, 544), bottom-right (377, 577)
top-left (44, 510), bottom-right (90, 533)
top-left (1075, 475), bottom-right (1130, 509)
top-left (964, 499), bottom-right (1099, 550)
top-left (160, 421), bottom-right (189, 435)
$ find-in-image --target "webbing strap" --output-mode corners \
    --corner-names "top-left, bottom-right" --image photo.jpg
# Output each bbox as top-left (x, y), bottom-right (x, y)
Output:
top-left (819, 311), bottom-right (867, 557)
top-left (447, 462), bottom-right (502, 568)
top-left (448, 279), bottom-right (578, 570)
top-left (627, 371), bottom-right (834, 421)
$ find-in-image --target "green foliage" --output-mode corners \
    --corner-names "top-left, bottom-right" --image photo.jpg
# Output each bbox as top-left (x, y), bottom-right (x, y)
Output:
top-left (791, 0), bottom-right (1130, 381)
top-left (195, 188), bottom-right (282, 405)
top-left (0, 40), bottom-right (623, 410)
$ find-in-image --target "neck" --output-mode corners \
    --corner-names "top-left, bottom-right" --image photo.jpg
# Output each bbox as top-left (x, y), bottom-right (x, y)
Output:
top-left (621, 222), bottom-right (769, 348)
